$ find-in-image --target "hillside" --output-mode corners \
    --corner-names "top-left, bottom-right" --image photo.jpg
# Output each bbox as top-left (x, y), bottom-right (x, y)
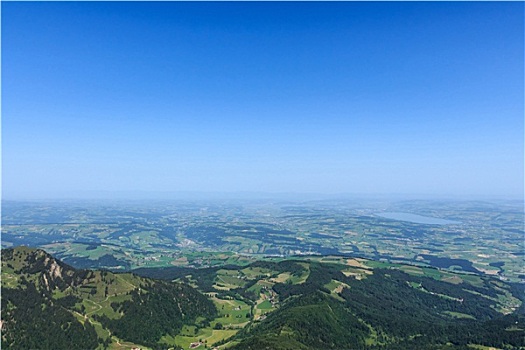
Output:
top-left (1, 247), bottom-right (217, 350)
top-left (227, 264), bottom-right (525, 349)
top-left (2, 247), bottom-right (524, 350)
top-left (135, 259), bottom-right (525, 350)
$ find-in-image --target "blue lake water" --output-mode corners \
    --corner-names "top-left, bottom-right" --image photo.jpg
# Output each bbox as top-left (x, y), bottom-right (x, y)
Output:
top-left (376, 212), bottom-right (460, 225)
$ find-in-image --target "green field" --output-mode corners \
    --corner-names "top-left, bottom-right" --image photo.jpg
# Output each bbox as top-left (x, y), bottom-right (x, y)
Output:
top-left (257, 300), bottom-right (273, 310)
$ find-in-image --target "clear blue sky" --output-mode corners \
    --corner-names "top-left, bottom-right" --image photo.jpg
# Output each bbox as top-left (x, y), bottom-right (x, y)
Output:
top-left (2, 2), bottom-right (524, 199)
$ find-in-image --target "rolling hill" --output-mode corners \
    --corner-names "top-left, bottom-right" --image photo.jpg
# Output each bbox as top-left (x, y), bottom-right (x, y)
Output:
top-left (2, 247), bottom-right (524, 350)
top-left (136, 259), bottom-right (525, 350)
top-left (1, 247), bottom-right (217, 350)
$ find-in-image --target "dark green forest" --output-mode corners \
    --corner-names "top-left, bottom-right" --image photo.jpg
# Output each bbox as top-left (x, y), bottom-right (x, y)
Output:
top-left (1, 248), bottom-right (217, 350)
top-left (228, 264), bottom-right (525, 349)
top-left (94, 281), bottom-right (217, 349)
top-left (1, 280), bottom-right (100, 349)
top-left (2, 248), bottom-right (524, 350)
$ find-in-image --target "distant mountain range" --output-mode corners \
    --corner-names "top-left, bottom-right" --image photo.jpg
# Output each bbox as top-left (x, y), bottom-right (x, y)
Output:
top-left (2, 247), bottom-right (524, 350)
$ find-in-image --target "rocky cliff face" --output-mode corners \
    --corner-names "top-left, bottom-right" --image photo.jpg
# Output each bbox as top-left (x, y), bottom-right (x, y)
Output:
top-left (1, 247), bottom-right (101, 349)
top-left (2, 246), bottom-right (87, 291)
top-left (1, 247), bottom-right (219, 350)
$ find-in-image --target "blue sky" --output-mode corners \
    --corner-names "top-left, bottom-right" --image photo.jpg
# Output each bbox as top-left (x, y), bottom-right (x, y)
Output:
top-left (2, 2), bottom-right (524, 199)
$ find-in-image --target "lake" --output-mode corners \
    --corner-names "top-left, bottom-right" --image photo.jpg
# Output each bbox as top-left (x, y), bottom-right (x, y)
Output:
top-left (376, 212), bottom-right (460, 225)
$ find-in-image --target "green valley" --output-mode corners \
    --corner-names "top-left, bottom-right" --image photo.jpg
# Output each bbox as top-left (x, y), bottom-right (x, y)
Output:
top-left (2, 246), bottom-right (524, 349)
top-left (2, 199), bottom-right (523, 283)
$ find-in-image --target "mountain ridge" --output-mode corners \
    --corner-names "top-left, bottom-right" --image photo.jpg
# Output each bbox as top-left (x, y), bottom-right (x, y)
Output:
top-left (1, 246), bottom-right (217, 350)
top-left (2, 246), bottom-right (524, 350)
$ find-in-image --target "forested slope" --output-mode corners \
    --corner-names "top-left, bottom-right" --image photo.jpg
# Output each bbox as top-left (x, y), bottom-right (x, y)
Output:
top-left (228, 263), bottom-right (525, 349)
top-left (1, 247), bottom-right (217, 350)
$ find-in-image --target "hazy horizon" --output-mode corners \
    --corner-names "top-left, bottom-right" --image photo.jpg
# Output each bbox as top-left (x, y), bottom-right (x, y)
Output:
top-left (3, 2), bottom-right (524, 200)
top-left (3, 189), bottom-right (523, 203)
